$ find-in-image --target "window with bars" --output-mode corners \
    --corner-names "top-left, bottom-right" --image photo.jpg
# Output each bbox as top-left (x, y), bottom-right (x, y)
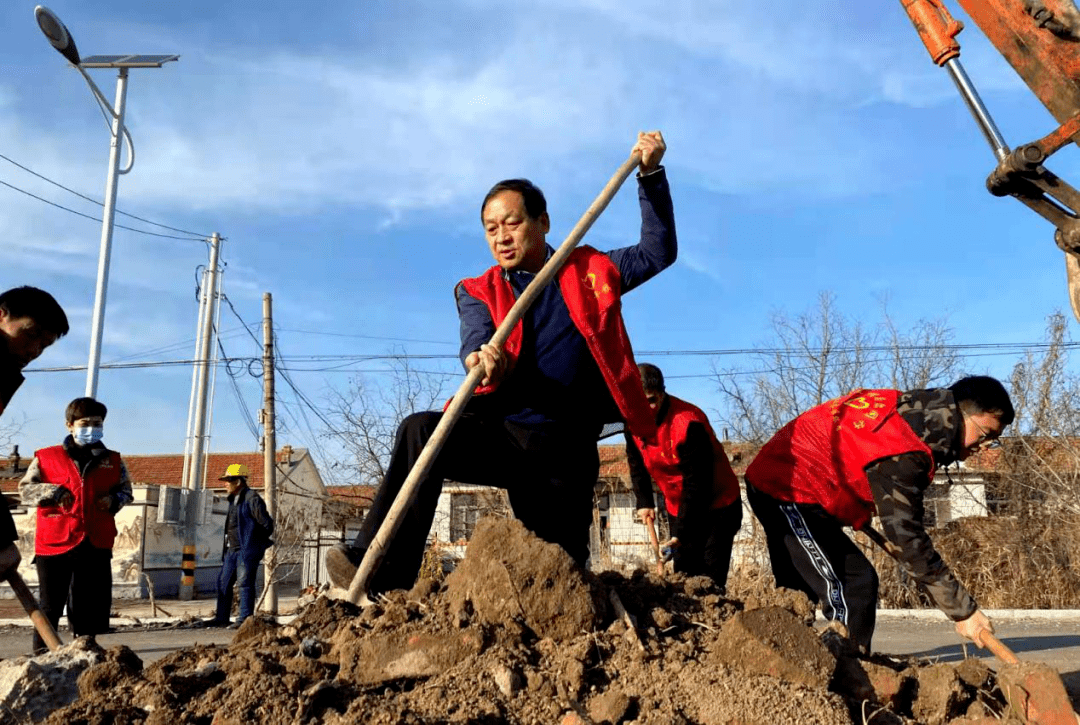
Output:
top-left (450, 492), bottom-right (480, 542)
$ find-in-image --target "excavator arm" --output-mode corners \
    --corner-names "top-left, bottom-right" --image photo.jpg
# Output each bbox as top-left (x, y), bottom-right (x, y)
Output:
top-left (902, 0), bottom-right (1080, 320)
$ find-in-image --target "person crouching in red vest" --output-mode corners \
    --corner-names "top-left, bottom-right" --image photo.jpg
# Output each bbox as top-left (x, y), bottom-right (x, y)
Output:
top-left (626, 363), bottom-right (742, 590)
top-left (744, 376), bottom-right (1013, 653)
top-left (19, 397), bottom-right (132, 653)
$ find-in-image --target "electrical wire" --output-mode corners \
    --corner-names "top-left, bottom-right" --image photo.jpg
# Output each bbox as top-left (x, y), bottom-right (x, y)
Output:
top-left (218, 339), bottom-right (260, 442)
top-left (0, 177), bottom-right (207, 242)
top-left (0, 152), bottom-right (210, 237)
top-left (23, 342), bottom-right (1078, 375)
top-left (278, 328), bottom-right (456, 346)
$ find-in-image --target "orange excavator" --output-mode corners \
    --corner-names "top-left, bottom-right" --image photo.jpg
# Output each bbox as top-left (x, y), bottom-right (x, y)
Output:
top-left (902, 0), bottom-right (1080, 321)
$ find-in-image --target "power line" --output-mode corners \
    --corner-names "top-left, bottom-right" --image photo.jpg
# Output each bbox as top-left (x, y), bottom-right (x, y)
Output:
top-left (0, 152), bottom-right (211, 237)
top-left (22, 334), bottom-right (1080, 377)
top-left (0, 177), bottom-right (207, 243)
top-left (272, 345), bottom-right (343, 485)
top-left (217, 338), bottom-right (260, 442)
top-left (278, 328), bottom-right (456, 346)
top-left (220, 294), bottom-right (262, 348)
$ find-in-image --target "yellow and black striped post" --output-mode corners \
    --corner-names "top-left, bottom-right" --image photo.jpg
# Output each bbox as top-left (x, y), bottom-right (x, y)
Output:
top-left (181, 545), bottom-right (196, 592)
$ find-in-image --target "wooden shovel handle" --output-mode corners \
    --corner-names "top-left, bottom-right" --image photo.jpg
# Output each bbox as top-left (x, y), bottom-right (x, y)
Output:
top-left (978, 631), bottom-right (1020, 665)
top-left (346, 152), bottom-right (644, 605)
top-left (646, 516), bottom-right (663, 576)
top-left (7, 571), bottom-right (63, 651)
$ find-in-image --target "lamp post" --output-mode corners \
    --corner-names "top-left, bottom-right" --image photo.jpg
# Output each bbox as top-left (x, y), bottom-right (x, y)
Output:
top-left (34, 6), bottom-right (178, 398)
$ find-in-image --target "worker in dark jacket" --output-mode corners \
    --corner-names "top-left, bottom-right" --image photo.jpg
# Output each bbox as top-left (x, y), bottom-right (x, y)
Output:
top-left (326, 131), bottom-right (676, 593)
top-left (626, 363), bottom-right (742, 589)
top-left (0, 286), bottom-right (68, 615)
top-left (20, 397), bottom-right (132, 653)
top-left (744, 375), bottom-right (1013, 652)
top-left (207, 464), bottom-right (274, 628)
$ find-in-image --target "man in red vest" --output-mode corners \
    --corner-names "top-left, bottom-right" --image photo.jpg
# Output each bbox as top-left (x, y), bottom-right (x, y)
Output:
top-left (744, 376), bottom-right (1013, 652)
top-left (326, 131), bottom-right (676, 592)
top-left (0, 286), bottom-right (68, 610)
top-left (19, 397), bottom-right (132, 653)
top-left (626, 363), bottom-right (742, 590)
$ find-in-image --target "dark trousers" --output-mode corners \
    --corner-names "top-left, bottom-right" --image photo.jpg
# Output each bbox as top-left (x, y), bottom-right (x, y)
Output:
top-left (216, 548), bottom-right (262, 623)
top-left (34, 540), bottom-right (112, 654)
top-left (746, 483), bottom-right (879, 650)
top-left (353, 411), bottom-right (600, 594)
top-left (673, 499), bottom-right (743, 591)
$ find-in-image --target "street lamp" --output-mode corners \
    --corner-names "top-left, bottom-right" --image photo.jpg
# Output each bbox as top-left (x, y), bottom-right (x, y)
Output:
top-left (34, 6), bottom-right (178, 398)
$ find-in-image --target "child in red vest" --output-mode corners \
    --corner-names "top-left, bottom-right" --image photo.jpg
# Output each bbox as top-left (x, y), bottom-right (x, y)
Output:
top-left (19, 397), bottom-right (132, 653)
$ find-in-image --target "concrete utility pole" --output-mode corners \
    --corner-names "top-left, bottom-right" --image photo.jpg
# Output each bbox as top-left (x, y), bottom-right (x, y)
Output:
top-left (179, 232), bottom-right (222, 601)
top-left (261, 293), bottom-right (278, 615)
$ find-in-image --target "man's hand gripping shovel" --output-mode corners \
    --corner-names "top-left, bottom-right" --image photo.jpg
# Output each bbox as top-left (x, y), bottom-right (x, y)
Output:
top-left (344, 151), bottom-right (644, 607)
top-left (864, 526), bottom-right (1079, 725)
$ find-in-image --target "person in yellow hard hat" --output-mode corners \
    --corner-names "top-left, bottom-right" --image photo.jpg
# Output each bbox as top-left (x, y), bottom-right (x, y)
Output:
top-left (206, 463), bottom-right (273, 628)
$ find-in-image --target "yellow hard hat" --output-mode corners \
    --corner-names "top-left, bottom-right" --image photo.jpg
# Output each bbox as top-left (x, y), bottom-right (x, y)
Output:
top-left (219, 463), bottom-right (250, 480)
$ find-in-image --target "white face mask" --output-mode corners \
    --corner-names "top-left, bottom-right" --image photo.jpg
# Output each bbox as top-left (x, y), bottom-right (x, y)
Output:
top-left (73, 426), bottom-right (103, 445)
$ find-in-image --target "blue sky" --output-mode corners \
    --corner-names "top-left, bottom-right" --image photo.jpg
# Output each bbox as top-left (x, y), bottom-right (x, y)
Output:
top-left (1, 0), bottom-right (1076, 483)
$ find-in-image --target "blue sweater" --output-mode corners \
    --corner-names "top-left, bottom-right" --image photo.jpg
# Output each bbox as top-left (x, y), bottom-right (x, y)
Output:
top-left (455, 168), bottom-right (676, 442)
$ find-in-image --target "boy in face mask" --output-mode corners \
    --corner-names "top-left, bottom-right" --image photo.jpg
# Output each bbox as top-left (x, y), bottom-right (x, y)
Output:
top-left (19, 397), bottom-right (132, 653)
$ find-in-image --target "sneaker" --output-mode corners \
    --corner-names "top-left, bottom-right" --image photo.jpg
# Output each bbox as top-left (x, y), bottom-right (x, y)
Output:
top-left (203, 618), bottom-right (230, 628)
top-left (227, 620), bottom-right (242, 630)
top-left (325, 543), bottom-right (364, 589)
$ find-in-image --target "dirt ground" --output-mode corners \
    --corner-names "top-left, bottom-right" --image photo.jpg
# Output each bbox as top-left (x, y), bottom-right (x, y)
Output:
top-left (38, 517), bottom-right (1078, 725)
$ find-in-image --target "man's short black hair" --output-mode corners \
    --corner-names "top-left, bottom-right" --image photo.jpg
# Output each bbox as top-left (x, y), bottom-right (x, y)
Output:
top-left (949, 375), bottom-right (1015, 426)
top-left (66, 397), bottom-right (107, 425)
top-left (481, 179), bottom-right (547, 220)
top-left (638, 363), bottom-right (665, 394)
top-left (0, 287), bottom-right (69, 337)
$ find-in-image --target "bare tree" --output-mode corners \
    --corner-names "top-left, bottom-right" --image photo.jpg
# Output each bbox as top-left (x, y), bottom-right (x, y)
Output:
top-left (323, 353), bottom-right (451, 486)
top-left (713, 292), bottom-right (960, 442)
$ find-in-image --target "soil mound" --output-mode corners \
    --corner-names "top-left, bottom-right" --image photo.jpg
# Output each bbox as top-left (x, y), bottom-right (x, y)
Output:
top-left (35, 516), bottom-right (1075, 724)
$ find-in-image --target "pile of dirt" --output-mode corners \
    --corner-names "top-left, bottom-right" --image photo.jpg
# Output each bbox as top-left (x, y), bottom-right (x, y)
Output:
top-left (37, 517), bottom-right (1074, 724)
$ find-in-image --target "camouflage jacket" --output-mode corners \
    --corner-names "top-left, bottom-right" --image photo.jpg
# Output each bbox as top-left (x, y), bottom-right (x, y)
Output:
top-left (866, 388), bottom-right (976, 621)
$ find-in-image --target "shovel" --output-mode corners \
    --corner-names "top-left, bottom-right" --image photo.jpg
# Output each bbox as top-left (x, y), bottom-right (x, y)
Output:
top-left (864, 526), bottom-right (1079, 724)
top-left (345, 151), bottom-right (644, 606)
top-left (645, 514), bottom-right (664, 576)
top-left (6, 571), bottom-right (62, 651)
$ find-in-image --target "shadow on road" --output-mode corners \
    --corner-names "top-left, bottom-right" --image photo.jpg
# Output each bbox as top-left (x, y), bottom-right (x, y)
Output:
top-left (906, 634), bottom-right (1080, 663)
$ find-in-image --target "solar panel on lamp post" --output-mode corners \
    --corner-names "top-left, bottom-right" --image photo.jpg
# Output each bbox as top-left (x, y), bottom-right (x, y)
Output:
top-left (34, 6), bottom-right (179, 399)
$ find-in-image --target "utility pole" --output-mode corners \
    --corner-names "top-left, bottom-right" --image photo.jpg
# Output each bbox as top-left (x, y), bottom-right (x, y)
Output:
top-left (261, 293), bottom-right (278, 615)
top-left (179, 232), bottom-right (222, 601)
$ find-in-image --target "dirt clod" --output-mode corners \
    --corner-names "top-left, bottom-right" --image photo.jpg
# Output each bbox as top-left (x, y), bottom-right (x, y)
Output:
top-left (711, 605), bottom-right (836, 689)
top-left (912, 663), bottom-right (968, 725)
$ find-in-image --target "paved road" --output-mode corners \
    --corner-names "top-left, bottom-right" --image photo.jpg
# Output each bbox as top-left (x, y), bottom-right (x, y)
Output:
top-left (0, 623), bottom-right (236, 663)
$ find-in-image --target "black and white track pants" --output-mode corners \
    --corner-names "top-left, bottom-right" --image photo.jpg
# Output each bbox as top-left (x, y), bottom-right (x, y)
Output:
top-left (745, 482), bottom-right (879, 650)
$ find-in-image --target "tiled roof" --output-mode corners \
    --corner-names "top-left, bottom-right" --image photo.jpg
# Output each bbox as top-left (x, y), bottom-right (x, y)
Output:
top-left (125, 451), bottom-right (270, 489)
top-left (598, 444), bottom-right (629, 482)
top-left (326, 485), bottom-right (377, 505)
top-left (0, 447), bottom-right (314, 492)
top-left (598, 440), bottom-right (761, 482)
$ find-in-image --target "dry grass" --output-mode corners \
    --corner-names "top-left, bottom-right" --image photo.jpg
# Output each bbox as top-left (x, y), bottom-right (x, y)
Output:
top-left (883, 515), bottom-right (1080, 609)
top-left (730, 514), bottom-right (1080, 610)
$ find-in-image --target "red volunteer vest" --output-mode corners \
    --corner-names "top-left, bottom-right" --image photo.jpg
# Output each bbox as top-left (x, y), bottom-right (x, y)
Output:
top-left (631, 395), bottom-right (740, 516)
top-left (458, 246), bottom-right (657, 441)
top-left (745, 389), bottom-right (934, 530)
top-left (34, 445), bottom-right (122, 555)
